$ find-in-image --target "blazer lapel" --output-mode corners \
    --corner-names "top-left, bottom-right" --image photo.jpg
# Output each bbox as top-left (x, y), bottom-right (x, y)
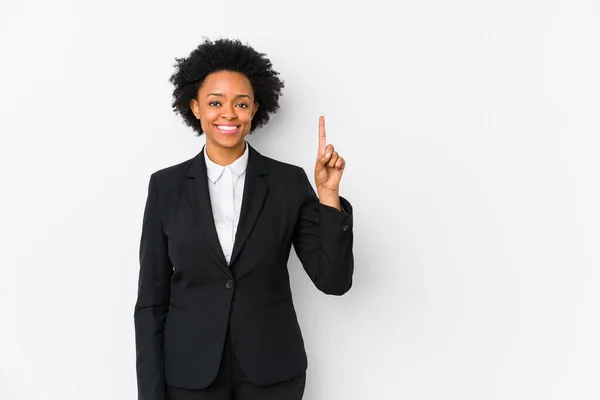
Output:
top-left (186, 143), bottom-right (269, 274)
top-left (186, 146), bottom-right (230, 275)
top-left (229, 144), bottom-right (269, 267)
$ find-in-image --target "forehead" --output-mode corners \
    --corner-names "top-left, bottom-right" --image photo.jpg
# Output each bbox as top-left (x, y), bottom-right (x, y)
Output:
top-left (199, 70), bottom-right (254, 95)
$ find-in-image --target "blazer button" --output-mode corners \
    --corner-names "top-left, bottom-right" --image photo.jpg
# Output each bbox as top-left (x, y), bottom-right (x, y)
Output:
top-left (225, 279), bottom-right (234, 289)
top-left (342, 225), bottom-right (349, 231)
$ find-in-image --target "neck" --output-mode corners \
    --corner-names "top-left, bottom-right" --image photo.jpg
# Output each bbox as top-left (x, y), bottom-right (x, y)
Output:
top-left (205, 140), bottom-right (246, 166)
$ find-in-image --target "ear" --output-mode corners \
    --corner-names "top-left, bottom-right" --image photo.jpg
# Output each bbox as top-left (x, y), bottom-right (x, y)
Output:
top-left (190, 98), bottom-right (200, 119)
top-left (252, 102), bottom-right (259, 119)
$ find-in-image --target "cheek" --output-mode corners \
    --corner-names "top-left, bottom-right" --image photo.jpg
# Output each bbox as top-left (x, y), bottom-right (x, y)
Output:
top-left (199, 120), bottom-right (209, 133)
top-left (240, 109), bottom-right (255, 122)
top-left (198, 109), bottom-right (218, 124)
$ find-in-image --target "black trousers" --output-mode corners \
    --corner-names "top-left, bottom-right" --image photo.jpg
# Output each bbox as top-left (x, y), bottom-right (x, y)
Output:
top-left (166, 328), bottom-right (306, 400)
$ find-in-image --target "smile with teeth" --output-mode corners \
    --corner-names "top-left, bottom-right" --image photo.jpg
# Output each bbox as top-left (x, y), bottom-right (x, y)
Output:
top-left (215, 124), bottom-right (240, 133)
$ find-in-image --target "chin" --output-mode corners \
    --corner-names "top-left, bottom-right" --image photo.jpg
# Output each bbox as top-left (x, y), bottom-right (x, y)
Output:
top-left (220, 141), bottom-right (244, 148)
top-left (210, 134), bottom-right (246, 148)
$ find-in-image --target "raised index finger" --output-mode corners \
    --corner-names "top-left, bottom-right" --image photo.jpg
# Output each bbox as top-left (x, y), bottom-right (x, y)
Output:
top-left (318, 115), bottom-right (326, 156)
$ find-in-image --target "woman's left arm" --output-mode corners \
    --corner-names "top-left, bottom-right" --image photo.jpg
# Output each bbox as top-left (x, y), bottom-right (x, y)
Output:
top-left (291, 116), bottom-right (354, 295)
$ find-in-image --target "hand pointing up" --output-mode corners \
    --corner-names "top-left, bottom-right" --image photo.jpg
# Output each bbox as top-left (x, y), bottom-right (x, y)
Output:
top-left (314, 116), bottom-right (346, 195)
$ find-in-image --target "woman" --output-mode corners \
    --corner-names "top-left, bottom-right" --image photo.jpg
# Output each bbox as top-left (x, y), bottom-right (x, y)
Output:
top-left (134, 38), bottom-right (354, 400)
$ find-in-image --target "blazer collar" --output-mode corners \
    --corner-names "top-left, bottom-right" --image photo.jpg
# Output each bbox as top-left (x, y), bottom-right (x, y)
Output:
top-left (186, 141), bottom-right (270, 274)
top-left (203, 141), bottom-right (250, 183)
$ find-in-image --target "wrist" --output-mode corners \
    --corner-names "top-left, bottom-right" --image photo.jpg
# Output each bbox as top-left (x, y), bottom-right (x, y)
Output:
top-left (318, 191), bottom-right (341, 211)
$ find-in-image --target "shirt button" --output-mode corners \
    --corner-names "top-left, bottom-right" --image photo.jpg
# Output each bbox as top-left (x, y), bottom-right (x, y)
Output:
top-left (225, 279), bottom-right (234, 289)
top-left (342, 225), bottom-right (349, 232)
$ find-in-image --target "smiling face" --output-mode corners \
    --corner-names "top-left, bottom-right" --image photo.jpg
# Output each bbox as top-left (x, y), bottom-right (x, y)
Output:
top-left (190, 70), bottom-right (259, 159)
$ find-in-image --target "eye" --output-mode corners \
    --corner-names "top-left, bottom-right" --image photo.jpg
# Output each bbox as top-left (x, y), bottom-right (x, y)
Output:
top-left (236, 103), bottom-right (248, 108)
top-left (208, 101), bottom-right (221, 107)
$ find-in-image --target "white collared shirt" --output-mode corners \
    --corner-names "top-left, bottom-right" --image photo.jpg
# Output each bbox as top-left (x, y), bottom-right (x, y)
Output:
top-left (203, 141), bottom-right (249, 265)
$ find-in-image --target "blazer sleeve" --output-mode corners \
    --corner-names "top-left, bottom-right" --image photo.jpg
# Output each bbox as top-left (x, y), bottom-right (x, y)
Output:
top-left (134, 173), bottom-right (173, 400)
top-left (292, 167), bottom-right (354, 295)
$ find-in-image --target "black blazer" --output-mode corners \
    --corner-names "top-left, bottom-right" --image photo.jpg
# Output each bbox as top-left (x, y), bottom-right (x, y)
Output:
top-left (134, 143), bottom-right (354, 400)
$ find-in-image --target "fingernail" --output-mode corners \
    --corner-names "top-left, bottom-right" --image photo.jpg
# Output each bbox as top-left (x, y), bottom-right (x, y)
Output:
top-left (325, 152), bottom-right (331, 158)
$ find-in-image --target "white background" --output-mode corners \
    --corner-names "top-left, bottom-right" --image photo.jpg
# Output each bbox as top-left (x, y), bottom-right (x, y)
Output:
top-left (1, 0), bottom-right (599, 399)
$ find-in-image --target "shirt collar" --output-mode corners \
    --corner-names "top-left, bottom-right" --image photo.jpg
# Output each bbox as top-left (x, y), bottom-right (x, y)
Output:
top-left (204, 141), bottom-right (249, 184)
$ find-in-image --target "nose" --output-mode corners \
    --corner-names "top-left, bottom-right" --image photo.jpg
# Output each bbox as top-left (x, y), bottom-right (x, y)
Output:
top-left (220, 103), bottom-right (237, 120)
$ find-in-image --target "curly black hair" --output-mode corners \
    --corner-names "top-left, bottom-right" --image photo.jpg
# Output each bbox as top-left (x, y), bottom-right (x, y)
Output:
top-left (169, 38), bottom-right (285, 136)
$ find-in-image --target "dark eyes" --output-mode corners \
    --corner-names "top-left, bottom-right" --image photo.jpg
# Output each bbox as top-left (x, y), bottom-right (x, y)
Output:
top-left (208, 101), bottom-right (248, 108)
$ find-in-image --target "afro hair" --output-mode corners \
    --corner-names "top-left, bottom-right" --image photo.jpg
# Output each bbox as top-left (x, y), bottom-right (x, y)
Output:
top-left (169, 38), bottom-right (285, 136)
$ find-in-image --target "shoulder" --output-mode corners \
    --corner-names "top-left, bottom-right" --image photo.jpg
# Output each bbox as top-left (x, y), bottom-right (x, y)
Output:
top-left (255, 152), bottom-right (314, 202)
top-left (258, 152), bottom-right (307, 180)
top-left (147, 155), bottom-right (195, 189)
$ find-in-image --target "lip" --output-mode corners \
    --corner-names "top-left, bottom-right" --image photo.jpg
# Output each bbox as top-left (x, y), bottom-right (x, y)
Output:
top-left (215, 124), bottom-right (241, 135)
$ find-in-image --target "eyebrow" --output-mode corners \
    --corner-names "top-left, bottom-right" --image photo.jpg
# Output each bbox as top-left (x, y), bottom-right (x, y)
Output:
top-left (205, 93), bottom-right (252, 99)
